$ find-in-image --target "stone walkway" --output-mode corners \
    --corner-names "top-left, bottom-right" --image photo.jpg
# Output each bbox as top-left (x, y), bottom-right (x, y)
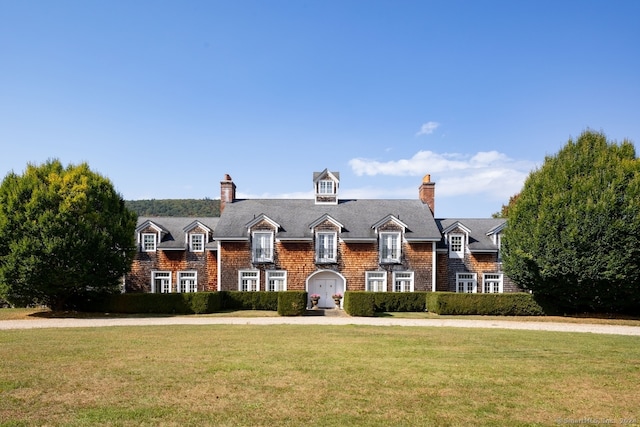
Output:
top-left (1, 314), bottom-right (639, 336)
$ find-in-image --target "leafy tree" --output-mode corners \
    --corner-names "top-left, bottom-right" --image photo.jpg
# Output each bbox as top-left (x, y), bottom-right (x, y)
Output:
top-left (492, 193), bottom-right (520, 218)
top-left (502, 130), bottom-right (640, 313)
top-left (0, 160), bottom-right (137, 310)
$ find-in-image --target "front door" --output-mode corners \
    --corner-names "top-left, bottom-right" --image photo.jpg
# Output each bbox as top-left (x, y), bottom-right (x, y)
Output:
top-left (313, 279), bottom-right (336, 308)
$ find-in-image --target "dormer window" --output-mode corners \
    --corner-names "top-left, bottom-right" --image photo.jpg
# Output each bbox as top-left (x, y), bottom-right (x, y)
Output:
top-left (313, 169), bottom-right (339, 204)
top-left (142, 233), bottom-right (157, 252)
top-left (316, 232), bottom-right (337, 263)
top-left (449, 233), bottom-right (464, 259)
top-left (252, 231), bottom-right (274, 263)
top-left (189, 234), bottom-right (204, 252)
top-left (318, 179), bottom-right (335, 194)
top-left (380, 232), bottom-right (401, 263)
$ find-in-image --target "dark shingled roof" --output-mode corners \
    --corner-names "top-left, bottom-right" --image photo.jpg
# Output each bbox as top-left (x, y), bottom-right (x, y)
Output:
top-left (214, 199), bottom-right (442, 242)
top-left (435, 218), bottom-right (506, 252)
top-left (137, 216), bottom-right (219, 250)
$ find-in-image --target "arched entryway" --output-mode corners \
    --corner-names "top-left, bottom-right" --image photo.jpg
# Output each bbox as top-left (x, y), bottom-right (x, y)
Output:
top-left (306, 270), bottom-right (346, 309)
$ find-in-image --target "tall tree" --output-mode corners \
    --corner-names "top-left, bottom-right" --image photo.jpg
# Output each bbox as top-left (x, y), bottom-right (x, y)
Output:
top-left (492, 193), bottom-right (520, 218)
top-left (502, 130), bottom-right (640, 313)
top-left (0, 160), bottom-right (137, 309)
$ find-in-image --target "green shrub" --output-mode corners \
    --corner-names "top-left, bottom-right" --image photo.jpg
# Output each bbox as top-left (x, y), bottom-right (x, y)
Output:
top-left (75, 292), bottom-right (223, 314)
top-left (277, 291), bottom-right (307, 316)
top-left (427, 292), bottom-right (545, 316)
top-left (221, 291), bottom-right (279, 310)
top-left (182, 292), bottom-right (222, 314)
top-left (344, 291), bottom-right (375, 317)
top-left (372, 292), bottom-right (428, 312)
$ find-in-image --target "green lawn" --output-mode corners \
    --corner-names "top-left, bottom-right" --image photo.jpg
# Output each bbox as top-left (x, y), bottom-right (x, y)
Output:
top-left (0, 324), bottom-right (638, 426)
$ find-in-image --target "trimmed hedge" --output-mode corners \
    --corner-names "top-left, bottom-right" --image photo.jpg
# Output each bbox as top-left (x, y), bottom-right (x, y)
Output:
top-left (426, 292), bottom-right (544, 316)
top-left (77, 292), bottom-right (223, 314)
top-left (344, 291), bottom-right (376, 317)
top-left (277, 291), bottom-right (307, 316)
top-left (221, 291), bottom-right (279, 311)
top-left (76, 291), bottom-right (307, 315)
top-left (345, 291), bottom-right (428, 316)
top-left (372, 292), bottom-right (428, 312)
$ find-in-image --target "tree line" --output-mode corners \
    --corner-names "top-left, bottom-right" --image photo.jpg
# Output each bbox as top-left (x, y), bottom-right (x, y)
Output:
top-left (125, 199), bottom-right (220, 217)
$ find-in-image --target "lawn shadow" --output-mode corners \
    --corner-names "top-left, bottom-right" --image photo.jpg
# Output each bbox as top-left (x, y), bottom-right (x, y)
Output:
top-left (28, 311), bottom-right (177, 319)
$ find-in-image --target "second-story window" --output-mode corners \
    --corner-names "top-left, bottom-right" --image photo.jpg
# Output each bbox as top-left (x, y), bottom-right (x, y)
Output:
top-left (380, 232), bottom-right (401, 263)
top-left (142, 233), bottom-right (157, 252)
top-left (316, 232), bottom-right (337, 263)
top-left (252, 232), bottom-right (273, 263)
top-left (449, 234), bottom-right (464, 259)
top-left (189, 234), bottom-right (204, 252)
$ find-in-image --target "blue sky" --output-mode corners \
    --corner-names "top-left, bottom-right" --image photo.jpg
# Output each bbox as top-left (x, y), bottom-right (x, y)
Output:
top-left (1, 1), bottom-right (639, 218)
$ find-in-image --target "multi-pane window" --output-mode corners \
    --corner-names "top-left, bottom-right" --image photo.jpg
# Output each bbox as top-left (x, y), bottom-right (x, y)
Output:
top-left (178, 271), bottom-right (197, 293)
top-left (456, 273), bottom-right (477, 293)
top-left (393, 272), bottom-right (414, 292)
top-left (449, 234), bottom-right (464, 259)
top-left (483, 273), bottom-right (503, 293)
top-left (189, 234), bottom-right (204, 252)
top-left (366, 271), bottom-right (387, 292)
top-left (252, 232), bottom-right (273, 262)
top-left (318, 180), bottom-right (334, 194)
top-left (142, 233), bottom-right (157, 252)
top-left (239, 270), bottom-right (259, 291)
top-left (380, 232), bottom-right (401, 263)
top-left (267, 271), bottom-right (287, 291)
top-left (152, 271), bottom-right (171, 293)
top-left (316, 232), bottom-right (337, 263)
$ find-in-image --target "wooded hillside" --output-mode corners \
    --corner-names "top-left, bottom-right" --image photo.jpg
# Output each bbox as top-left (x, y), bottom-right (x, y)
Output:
top-left (125, 199), bottom-right (220, 217)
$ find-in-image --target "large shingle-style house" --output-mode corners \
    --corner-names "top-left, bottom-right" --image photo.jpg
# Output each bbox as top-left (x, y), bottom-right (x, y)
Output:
top-left (125, 170), bottom-right (516, 306)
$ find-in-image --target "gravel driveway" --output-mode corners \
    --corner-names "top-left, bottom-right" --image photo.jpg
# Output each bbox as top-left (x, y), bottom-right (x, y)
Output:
top-left (1, 316), bottom-right (639, 336)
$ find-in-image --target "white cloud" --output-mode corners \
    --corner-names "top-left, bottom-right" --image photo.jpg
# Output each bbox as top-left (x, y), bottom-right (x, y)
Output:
top-left (416, 121), bottom-right (440, 136)
top-left (348, 150), bottom-right (536, 201)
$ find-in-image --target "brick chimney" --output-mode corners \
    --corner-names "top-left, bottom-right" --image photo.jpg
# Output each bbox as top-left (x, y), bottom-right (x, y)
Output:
top-left (220, 174), bottom-right (236, 213)
top-left (419, 174), bottom-right (435, 215)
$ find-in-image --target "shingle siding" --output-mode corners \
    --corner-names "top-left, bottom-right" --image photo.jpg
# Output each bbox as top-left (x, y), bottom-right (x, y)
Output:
top-left (126, 174), bottom-right (516, 296)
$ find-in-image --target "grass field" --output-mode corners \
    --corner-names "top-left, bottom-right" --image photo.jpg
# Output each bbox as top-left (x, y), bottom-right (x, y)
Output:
top-left (1, 321), bottom-right (639, 426)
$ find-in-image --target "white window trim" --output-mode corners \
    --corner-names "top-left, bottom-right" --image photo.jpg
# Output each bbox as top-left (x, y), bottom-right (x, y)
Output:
top-left (151, 271), bottom-right (171, 293)
top-left (266, 270), bottom-right (287, 292)
top-left (393, 271), bottom-right (414, 292)
top-left (483, 273), bottom-right (503, 293)
top-left (238, 270), bottom-right (260, 291)
top-left (252, 231), bottom-right (274, 263)
top-left (379, 232), bottom-right (402, 263)
top-left (317, 179), bottom-right (335, 195)
top-left (366, 271), bottom-right (387, 292)
top-left (456, 272), bottom-right (477, 293)
top-left (316, 231), bottom-right (337, 263)
top-left (189, 234), bottom-right (204, 252)
top-left (142, 233), bottom-right (157, 252)
top-left (177, 271), bottom-right (198, 293)
top-left (449, 233), bottom-right (465, 259)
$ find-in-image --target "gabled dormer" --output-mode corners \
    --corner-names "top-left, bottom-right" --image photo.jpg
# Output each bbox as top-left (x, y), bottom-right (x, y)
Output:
top-left (135, 220), bottom-right (167, 252)
top-left (486, 221), bottom-right (507, 246)
top-left (313, 169), bottom-right (340, 205)
top-left (486, 221), bottom-right (506, 260)
top-left (246, 214), bottom-right (281, 263)
top-left (372, 215), bottom-right (408, 264)
top-left (183, 221), bottom-right (212, 252)
top-left (310, 214), bottom-right (343, 263)
top-left (442, 221), bottom-right (472, 259)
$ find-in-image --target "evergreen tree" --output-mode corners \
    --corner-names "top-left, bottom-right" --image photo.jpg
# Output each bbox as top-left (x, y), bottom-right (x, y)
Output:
top-left (0, 160), bottom-right (137, 309)
top-left (503, 130), bottom-right (640, 313)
